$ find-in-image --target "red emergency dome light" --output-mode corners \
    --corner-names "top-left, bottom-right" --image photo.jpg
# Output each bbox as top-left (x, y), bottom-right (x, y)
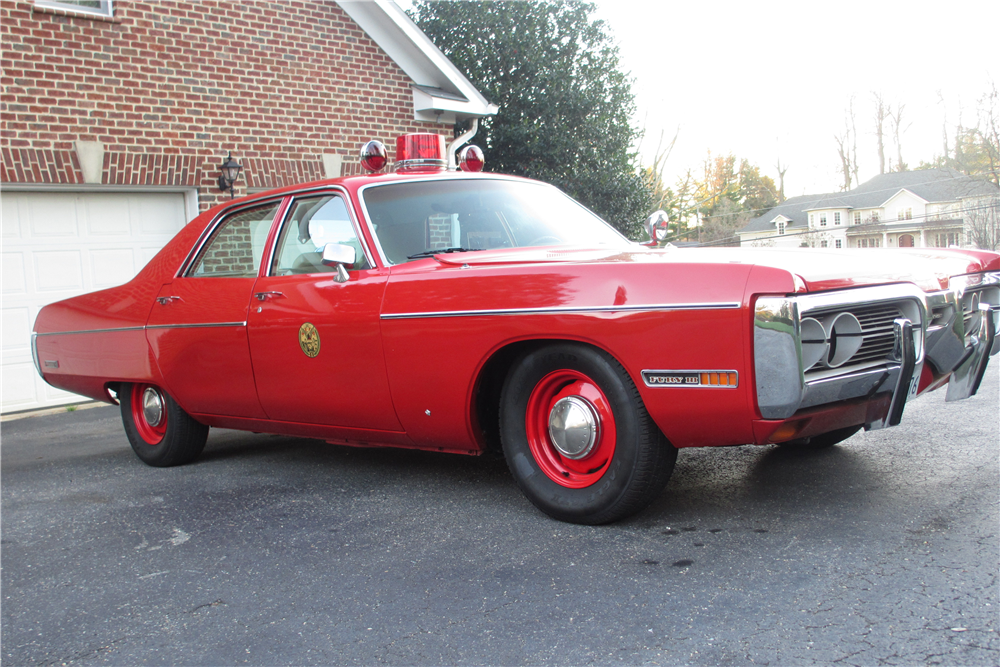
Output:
top-left (395, 133), bottom-right (447, 172)
top-left (359, 140), bottom-right (388, 172)
top-left (458, 144), bottom-right (485, 172)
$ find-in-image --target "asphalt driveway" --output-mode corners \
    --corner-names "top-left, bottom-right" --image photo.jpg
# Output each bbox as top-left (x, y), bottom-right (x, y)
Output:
top-left (2, 367), bottom-right (998, 666)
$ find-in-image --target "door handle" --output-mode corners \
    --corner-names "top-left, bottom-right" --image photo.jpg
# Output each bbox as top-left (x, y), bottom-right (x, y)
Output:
top-left (254, 291), bottom-right (284, 301)
top-left (156, 296), bottom-right (182, 305)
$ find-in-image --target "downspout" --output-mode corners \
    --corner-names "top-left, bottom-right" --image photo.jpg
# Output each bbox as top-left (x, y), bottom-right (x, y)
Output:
top-left (447, 118), bottom-right (479, 170)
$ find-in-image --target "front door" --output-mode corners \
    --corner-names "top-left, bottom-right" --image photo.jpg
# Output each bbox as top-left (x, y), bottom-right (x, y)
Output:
top-left (146, 200), bottom-right (282, 418)
top-left (247, 193), bottom-right (402, 432)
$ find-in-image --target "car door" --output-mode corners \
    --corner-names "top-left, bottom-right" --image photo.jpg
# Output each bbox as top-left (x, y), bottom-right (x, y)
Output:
top-left (246, 191), bottom-right (402, 431)
top-left (145, 200), bottom-right (283, 418)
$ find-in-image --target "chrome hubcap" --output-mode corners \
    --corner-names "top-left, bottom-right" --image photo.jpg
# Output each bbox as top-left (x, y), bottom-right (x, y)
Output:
top-left (548, 396), bottom-right (600, 459)
top-left (142, 387), bottom-right (164, 427)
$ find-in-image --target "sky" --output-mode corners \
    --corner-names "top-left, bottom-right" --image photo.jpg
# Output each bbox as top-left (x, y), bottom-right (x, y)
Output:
top-left (588, 0), bottom-right (998, 197)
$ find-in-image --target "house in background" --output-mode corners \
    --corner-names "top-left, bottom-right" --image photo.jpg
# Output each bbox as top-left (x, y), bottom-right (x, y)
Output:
top-left (1, 0), bottom-right (496, 413)
top-left (738, 168), bottom-right (999, 250)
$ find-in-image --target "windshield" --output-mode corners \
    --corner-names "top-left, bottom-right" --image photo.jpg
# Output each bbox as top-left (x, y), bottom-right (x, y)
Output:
top-left (360, 178), bottom-right (629, 264)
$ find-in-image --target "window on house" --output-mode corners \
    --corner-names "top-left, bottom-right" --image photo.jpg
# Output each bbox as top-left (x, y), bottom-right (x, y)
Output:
top-left (853, 211), bottom-right (862, 225)
top-left (777, 221), bottom-right (785, 235)
top-left (809, 214), bottom-right (815, 227)
top-left (34, 0), bottom-right (113, 17)
top-left (820, 240), bottom-right (828, 248)
top-left (934, 231), bottom-right (962, 247)
top-left (859, 237), bottom-right (882, 248)
top-left (834, 212), bottom-right (841, 225)
top-left (899, 207), bottom-right (912, 221)
top-left (835, 239), bottom-right (842, 248)
top-left (819, 213), bottom-right (827, 227)
top-left (870, 211), bottom-right (880, 222)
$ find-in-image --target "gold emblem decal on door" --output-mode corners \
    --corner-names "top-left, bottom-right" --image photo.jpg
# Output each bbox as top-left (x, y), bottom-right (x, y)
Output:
top-left (298, 322), bottom-right (321, 358)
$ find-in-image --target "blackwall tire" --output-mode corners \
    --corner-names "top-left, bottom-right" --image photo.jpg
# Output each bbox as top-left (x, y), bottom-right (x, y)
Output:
top-left (120, 383), bottom-right (209, 467)
top-left (500, 343), bottom-right (676, 524)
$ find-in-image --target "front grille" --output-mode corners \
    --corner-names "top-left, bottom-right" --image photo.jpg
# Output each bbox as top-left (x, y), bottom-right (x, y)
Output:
top-left (804, 302), bottom-right (902, 376)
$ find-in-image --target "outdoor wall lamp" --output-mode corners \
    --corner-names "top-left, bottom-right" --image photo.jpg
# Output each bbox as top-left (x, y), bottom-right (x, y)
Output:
top-left (217, 152), bottom-right (243, 198)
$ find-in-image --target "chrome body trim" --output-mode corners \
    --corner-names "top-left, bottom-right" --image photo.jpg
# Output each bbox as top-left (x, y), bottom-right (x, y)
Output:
top-left (381, 302), bottom-right (741, 320)
top-left (30, 332), bottom-right (42, 378)
top-left (34, 326), bottom-right (147, 336)
top-left (145, 322), bottom-right (247, 330)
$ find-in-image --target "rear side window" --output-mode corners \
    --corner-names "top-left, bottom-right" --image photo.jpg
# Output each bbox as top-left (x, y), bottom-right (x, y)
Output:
top-left (188, 202), bottom-right (280, 278)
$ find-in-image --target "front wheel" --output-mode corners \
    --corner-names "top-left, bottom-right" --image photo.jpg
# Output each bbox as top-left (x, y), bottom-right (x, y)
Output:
top-left (500, 344), bottom-right (676, 524)
top-left (120, 383), bottom-right (209, 467)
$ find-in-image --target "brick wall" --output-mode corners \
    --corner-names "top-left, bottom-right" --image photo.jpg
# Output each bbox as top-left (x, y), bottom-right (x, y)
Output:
top-left (0, 0), bottom-right (452, 210)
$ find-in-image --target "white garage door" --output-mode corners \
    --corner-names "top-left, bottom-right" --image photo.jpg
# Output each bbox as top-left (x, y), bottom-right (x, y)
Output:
top-left (2, 190), bottom-right (190, 414)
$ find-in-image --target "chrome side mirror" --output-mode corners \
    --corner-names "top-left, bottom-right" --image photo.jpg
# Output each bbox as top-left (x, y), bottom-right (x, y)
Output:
top-left (644, 210), bottom-right (670, 245)
top-left (321, 243), bottom-right (357, 283)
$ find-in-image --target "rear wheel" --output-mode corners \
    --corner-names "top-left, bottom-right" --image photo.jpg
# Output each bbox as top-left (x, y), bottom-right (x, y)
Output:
top-left (500, 344), bottom-right (676, 524)
top-left (780, 425), bottom-right (862, 449)
top-left (120, 383), bottom-right (208, 467)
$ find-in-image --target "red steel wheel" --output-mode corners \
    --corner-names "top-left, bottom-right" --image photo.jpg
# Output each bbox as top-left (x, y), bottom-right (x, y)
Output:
top-left (120, 382), bottom-right (209, 467)
top-left (524, 369), bottom-right (617, 488)
top-left (130, 383), bottom-right (168, 445)
top-left (500, 343), bottom-right (677, 524)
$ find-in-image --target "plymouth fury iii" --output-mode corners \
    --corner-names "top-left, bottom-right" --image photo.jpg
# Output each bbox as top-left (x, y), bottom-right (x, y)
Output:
top-left (33, 134), bottom-right (1000, 524)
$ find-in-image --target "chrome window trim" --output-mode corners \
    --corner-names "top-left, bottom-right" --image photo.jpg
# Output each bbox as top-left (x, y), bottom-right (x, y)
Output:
top-left (355, 174), bottom-right (631, 268)
top-left (177, 196), bottom-right (287, 278)
top-left (264, 187), bottom-right (374, 277)
top-left (381, 302), bottom-right (741, 320)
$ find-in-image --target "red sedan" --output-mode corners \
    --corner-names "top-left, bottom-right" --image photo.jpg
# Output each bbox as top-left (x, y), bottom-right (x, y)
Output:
top-left (32, 134), bottom-right (1000, 523)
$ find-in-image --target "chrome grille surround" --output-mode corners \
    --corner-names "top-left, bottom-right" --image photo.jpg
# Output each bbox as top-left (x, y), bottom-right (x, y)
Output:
top-left (754, 284), bottom-right (927, 420)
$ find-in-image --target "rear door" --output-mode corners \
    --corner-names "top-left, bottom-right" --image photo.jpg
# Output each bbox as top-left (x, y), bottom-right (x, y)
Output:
top-left (146, 200), bottom-right (283, 418)
top-left (246, 191), bottom-right (402, 431)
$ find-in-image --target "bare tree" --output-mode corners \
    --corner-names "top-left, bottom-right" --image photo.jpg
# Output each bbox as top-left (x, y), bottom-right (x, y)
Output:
top-left (976, 81), bottom-right (999, 185)
top-left (966, 194), bottom-right (1000, 250)
top-left (873, 92), bottom-right (889, 175)
top-left (835, 132), bottom-right (853, 191)
top-left (774, 157), bottom-right (787, 203)
top-left (889, 103), bottom-right (909, 171)
top-left (835, 97), bottom-right (860, 190)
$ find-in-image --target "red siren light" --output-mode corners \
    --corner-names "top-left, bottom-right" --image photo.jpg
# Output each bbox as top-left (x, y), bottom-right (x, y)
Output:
top-left (396, 133), bottom-right (446, 172)
top-left (360, 140), bottom-right (388, 172)
top-left (458, 145), bottom-right (485, 172)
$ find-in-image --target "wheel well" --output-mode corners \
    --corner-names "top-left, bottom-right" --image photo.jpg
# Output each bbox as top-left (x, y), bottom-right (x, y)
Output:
top-left (473, 339), bottom-right (628, 456)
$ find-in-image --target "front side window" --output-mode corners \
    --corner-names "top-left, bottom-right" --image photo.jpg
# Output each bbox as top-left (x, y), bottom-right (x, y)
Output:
top-left (272, 194), bottom-right (371, 275)
top-left (189, 202), bottom-right (280, 277)
top-left (361, 178), bottom-right (628, 265)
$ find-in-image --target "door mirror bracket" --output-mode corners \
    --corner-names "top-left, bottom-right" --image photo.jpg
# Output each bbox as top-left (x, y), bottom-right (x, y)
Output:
top-left (321, 243), bottom-right (357, 283)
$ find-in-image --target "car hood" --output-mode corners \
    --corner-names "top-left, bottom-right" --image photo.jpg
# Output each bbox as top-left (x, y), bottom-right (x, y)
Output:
top-left (434, 245), bottom-right (1000, 293)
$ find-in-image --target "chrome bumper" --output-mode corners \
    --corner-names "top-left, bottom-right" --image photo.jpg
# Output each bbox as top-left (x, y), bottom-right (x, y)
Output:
top-left (754, 274), bottom-right (997, 428)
